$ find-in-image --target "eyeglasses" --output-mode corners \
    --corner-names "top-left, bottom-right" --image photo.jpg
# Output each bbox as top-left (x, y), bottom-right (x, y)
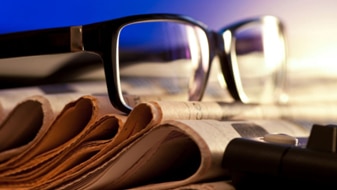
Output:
top-left (0, 14), bottom-right (287, 113)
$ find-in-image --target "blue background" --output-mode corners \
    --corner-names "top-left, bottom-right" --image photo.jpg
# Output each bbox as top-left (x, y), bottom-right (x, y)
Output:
top-left (0, 0), bottom-right (256, 33)
top-left (0, 0), bottom-right (236, 33)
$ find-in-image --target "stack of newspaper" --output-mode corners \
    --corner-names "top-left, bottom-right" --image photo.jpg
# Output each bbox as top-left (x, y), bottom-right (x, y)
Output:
top-left (0, 53), bottom-right (335, 189)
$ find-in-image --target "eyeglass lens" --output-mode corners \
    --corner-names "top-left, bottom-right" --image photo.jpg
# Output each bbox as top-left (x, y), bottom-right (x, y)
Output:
top-left (230, 18), bottom-right (285, 103)
top-left (117, 21), bottom-right (209, 103)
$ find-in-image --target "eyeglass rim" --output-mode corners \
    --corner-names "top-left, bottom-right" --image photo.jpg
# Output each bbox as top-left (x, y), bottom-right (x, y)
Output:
top-left (94, 14), bottom-right (214, 113)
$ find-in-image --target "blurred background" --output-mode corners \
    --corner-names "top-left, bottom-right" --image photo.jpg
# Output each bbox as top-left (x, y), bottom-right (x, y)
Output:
top-left (1, 0), bottom-right (336, 102)
top-left (1, 0), bottom-right (336, 67)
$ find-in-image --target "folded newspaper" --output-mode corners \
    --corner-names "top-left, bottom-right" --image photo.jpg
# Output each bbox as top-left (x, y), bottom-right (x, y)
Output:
top-left (0, 80), bottom-right (325, 189)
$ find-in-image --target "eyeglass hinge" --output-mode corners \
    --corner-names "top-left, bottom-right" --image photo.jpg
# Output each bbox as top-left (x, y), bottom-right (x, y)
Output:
top-left (70, 26), bottom-right (84, 52)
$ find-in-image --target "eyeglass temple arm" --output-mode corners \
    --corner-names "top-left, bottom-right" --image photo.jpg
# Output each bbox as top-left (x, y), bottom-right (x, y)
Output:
top-left (0, 26), bottom-right (86, 59)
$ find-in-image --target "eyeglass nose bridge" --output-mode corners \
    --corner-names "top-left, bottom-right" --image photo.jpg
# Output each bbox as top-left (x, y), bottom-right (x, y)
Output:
top-left (187, 30), bottom-right (222, 102)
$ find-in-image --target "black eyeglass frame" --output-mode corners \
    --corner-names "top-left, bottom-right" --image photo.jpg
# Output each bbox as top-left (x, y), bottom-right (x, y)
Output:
top-left (0, 14), bottom-right (287, 114)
